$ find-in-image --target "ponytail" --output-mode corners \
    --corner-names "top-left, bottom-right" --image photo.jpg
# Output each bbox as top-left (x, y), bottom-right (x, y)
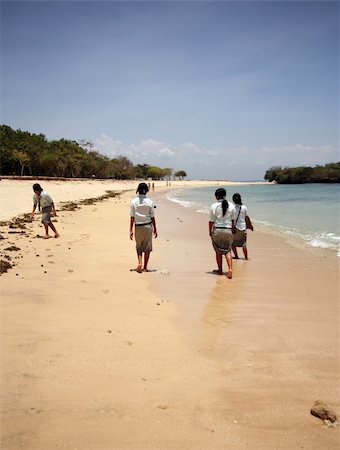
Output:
top-left (221, 199), bottom-right (228, 217)
top-left (215, 187), bottom-right (228, 217)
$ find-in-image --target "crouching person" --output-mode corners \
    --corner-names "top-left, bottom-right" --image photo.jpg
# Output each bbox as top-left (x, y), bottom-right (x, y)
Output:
top-left (31, 183), bottom-right (60, 239)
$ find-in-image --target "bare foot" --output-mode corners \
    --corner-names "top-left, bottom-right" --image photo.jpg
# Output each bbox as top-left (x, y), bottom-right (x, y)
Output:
top-left (44, 235), bottom-right (50, 239)
top-left (54, 233), bottom-right (60, 238)
top-left (136, 264), bottom-right (143, 273)
top-left (226, 270), bottom-right (233, 279)
top-left (143, 268), bottom-right (150, 272)
top-left (213, 269), bottom-right (223, 275)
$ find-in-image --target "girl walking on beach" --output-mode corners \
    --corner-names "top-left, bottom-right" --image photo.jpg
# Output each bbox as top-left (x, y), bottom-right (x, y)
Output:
top-left (130, 183), bottom-right (158, 273)
top-left (209, 188), bottom-right (236, 279)
top-left (31, 183), bottom-right (60, 239)
top-left (231, 193), bottom-right (253, 260)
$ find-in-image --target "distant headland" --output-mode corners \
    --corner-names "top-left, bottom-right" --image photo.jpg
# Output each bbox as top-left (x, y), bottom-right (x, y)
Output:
top-left (264, 163), bottom-right (340, 184)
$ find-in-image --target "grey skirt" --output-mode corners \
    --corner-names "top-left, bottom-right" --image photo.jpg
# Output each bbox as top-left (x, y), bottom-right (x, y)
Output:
top-left (41, 206), bottom-right (52, 224)
top-left (211, 228), bottom-right (233, 254)
top-left (135, 224), bottom-right (153, 254)
top-left (233, 229), bottom-right (247, 247)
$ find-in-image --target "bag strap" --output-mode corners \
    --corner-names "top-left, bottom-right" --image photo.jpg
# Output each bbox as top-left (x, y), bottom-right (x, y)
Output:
top-left (235, 205), bottom-right (242, 227)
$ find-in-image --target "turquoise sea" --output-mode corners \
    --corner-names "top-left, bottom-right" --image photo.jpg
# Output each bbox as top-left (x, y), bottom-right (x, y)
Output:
top-left (166, 183), bottom-right (340, 256)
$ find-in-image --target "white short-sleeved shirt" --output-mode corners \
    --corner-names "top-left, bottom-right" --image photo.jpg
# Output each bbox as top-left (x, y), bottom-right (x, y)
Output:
top-left (209, 200), bottom-right (236, 228)
top-left (130, 195), bottom-right (155, 225)
top-left (234, 204), bottom-right (248, 231)
top-left (33, 191), bottom-right (53, 209)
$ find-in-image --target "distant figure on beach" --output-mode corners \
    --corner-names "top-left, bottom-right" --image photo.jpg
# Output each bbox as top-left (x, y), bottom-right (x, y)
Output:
top-left (130, 182), bottom-right (158, 273)
top-left (31, 183), bottom-right (60, 239)
top-left (209, 188), bottom-right (236, 278)
top-left (232, 193), bottom-right (253, 260)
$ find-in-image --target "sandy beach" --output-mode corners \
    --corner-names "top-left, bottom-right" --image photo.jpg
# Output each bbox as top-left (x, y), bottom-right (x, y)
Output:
top-left (0, 179), bottom-right (339, 449)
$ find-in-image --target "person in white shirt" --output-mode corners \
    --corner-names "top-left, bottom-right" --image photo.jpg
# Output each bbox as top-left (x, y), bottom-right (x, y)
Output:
top-left (232, 193), bottom-right (253, 260)
top-left (209, 188), bottom-right (236, 279)
top-left (130, 183), bottom-right (158, 273)
top-left (31, 183), bottom-right (60, 239)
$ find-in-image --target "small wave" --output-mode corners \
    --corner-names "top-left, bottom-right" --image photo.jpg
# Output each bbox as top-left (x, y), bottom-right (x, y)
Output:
top-left (308, 239), bottom-right (334, 249)
top-left (166, 191), bottom-right (196, 208)
top-left (257, 220), bottom-right (339, 252)
top-left (196, 208), bottom-right (209, 214)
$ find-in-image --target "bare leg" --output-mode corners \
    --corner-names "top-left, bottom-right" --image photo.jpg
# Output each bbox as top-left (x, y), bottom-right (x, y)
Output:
top-left (226, 252), bottom-right (233, 278)
top-left (214, 251), bottom-right (223, 274)
top-left (243, 245), bottom-right (248, 260)
top-left (137, 253), bottom-right (143, 273)
top-left (232, 244), bottom-right (239, 259)
top-left (43, 223), bottom-right (50, 239)
top-left (143, 252), bottom-right (150, 271)
top-left (48, 222), bottom-right (60, 238)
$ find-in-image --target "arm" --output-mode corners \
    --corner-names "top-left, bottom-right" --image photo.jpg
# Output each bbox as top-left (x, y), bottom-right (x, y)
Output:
top-left (151, 217), bottom-right (158, 238)
top-left (51, 201), bottom-right (57, 216)
top-left (209, 221), bottom-right (214, 236)
top-left (245, 215), bottom-right (254, 231)
top-left (129, 217), bottom-right (134, 240)
top-left (31, 202), bottom-right (37, 218)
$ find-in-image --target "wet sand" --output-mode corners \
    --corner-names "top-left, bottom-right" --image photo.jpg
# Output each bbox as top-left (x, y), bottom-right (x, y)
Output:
top-left (0, 182), bottom-right (339, 449)
top-left (150, 190), bottom-right (339, 449)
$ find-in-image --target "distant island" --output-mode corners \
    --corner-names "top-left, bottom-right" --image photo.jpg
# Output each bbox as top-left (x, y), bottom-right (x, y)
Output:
top-left (264, 163), bottom-right (340, 184)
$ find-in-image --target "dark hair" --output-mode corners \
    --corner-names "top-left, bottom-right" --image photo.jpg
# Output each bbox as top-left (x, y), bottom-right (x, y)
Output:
top-left (136, 182), bottom-right (149, 195)
top-left (232, 193), bottom-right (242, 205)
top-left (33, 183), bottom-right (43, 192)
top-left (215, 188), bottom-right (228, 217)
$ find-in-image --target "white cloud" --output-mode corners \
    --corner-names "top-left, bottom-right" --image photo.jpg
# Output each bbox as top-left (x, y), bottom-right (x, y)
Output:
top-left (259, 144), bottom-right (337, 167)
top-left (94, 133), bottom-right (338, 180)
top-left (130, 139), bottom-right (174, 157)
top-left (94, 134), bottom-right (125, 157)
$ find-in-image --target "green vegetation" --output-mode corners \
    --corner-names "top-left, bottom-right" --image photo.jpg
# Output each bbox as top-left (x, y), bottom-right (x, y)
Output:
top-left (174, 170), bottom-right (187, 180)
top-left (0, 125), bottom-right (186, 180)
top-left (264, 163), bottom-right (340, 184)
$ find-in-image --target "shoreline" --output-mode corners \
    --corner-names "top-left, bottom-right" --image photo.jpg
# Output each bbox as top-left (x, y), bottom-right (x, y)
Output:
top-left (0, 178), bottom-right (270, 222)
top-left (163, 185), bottom-right (340, 258)
top-left (148, 189), bottom-right (339, 447)
top-left (0, 183), bottom-right (339, 449)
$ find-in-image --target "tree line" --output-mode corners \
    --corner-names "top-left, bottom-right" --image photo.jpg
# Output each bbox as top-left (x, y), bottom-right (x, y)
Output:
top-left (0, 125), bottom-right (187, 180)
top-left (264, 162), bottom-right (340, 184)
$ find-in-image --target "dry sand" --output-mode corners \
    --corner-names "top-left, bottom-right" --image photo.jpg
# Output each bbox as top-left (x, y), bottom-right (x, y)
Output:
top-left (0, 180), bottom-right (339, 449)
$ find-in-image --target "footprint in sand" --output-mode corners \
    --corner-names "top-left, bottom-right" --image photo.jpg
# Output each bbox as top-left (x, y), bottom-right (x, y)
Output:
top-left (102, 289), bottom-right (110, 294)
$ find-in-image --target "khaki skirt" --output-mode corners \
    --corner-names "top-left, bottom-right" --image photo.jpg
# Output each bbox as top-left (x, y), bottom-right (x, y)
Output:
top-left (41, 206), bottom-right (52, 224)
top-left (211, 228), bottom-right (233, 254)
top-left (135, 224), bottom-right (153, 254)
top-left (232, 229), bottom-right (247, 247)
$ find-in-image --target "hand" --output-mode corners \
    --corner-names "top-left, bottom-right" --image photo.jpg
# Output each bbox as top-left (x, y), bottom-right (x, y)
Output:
top-left (154, 231), bottom-right (158, 238)
top-left (129, 230), bottom-right (133, 240)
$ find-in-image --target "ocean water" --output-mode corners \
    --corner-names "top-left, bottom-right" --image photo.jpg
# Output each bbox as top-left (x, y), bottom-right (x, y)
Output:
top-left (166, 183), bottom-right (340, 255)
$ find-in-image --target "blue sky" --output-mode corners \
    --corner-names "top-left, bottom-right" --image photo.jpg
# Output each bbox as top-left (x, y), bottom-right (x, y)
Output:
top-left (1, 1), bottom-right (338, 180)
